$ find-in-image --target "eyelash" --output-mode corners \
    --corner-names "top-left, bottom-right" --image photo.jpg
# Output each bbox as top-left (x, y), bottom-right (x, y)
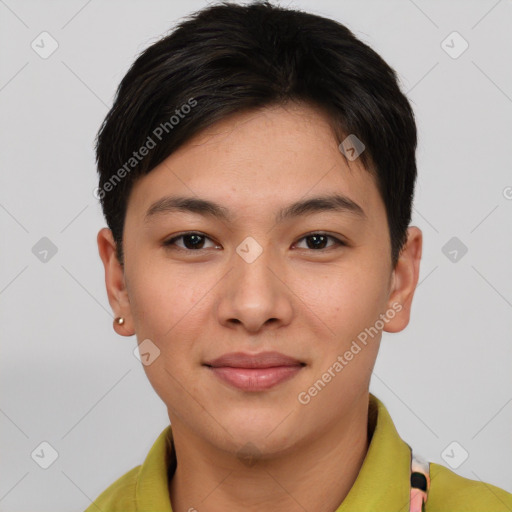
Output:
top-left (162, 231), bottom-right (347, 252)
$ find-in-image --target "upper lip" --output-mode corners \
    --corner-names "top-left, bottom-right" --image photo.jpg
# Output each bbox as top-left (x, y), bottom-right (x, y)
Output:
top-left (204, 351), bottom-right (305, 369)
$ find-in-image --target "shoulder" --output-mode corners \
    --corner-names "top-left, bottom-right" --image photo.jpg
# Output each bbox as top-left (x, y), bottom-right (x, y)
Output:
top-left (426, 462), bottom-right (512, 511)
top-left (84, 465), bottom-right (140, 511)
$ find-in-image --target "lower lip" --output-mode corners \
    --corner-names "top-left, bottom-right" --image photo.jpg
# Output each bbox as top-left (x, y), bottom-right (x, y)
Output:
top-left (206, 365), bottom-right (303, 391)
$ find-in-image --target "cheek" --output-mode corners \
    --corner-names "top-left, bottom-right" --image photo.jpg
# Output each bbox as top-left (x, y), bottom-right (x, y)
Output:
top-left (298, 262), bottom-right (387, 338)
top-left (128, 266), bottom-right (206, 411)
top-left (128, 260), bottom-right (209, 341)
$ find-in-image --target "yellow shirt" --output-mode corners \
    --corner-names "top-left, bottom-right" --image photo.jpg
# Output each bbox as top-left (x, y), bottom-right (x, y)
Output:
top-left (84, 393), bottom-right (512, 511)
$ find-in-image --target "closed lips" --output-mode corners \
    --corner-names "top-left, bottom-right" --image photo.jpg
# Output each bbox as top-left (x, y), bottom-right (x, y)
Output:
top-left (203, 351), bottom-right (305, 368)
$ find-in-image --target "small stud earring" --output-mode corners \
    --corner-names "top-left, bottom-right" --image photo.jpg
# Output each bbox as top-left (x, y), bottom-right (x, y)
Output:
top-left (114, 316), bottom-right (125, 326)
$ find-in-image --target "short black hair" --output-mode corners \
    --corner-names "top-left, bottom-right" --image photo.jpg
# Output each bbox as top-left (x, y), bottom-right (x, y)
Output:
top-left (95, 0), bottom-right (417, 269)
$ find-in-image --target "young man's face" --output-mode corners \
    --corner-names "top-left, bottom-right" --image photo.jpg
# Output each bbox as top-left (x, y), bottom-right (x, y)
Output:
top-left (98, 102), bottom-right (421, 458)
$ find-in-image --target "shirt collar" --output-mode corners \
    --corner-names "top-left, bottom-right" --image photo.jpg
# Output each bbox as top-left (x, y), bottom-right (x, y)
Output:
top-left (135, 393), bottom-right (412, 511)
top-left (336, 393), bottom-right (412, 510)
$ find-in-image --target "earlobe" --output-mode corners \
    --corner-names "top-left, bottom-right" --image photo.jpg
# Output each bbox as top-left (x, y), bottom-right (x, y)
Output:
top-left (383, 226), bottom-right (423, 334)
top-left (97, 228), bottom-right (135, 336)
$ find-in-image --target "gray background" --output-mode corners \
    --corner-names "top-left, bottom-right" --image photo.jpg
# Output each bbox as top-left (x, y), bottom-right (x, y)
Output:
top-left (1, 0), bottom-right (511, 510)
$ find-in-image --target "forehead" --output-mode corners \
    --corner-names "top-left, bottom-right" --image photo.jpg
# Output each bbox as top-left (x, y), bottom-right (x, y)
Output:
top-left (126, 103), bottom-right (384, 226)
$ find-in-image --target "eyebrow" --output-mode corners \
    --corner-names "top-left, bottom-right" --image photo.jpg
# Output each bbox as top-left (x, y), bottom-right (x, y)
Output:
top-left (144, 193), bottom-right (366, 224)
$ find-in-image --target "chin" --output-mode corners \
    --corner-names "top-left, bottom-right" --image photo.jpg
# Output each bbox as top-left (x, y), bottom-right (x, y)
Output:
top-left (213, 413), bottom-right (300, 456)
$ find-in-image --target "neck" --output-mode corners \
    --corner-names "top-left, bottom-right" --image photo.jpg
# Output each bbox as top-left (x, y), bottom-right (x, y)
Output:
top-left (168, 395), bottom-right (370, 512)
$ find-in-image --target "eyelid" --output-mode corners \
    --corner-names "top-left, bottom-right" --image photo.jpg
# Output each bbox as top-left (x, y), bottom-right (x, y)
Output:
top-left (163, 231), bottom-right (219, 250)
top-left (294, 231), bottom-right (347, 249)
top-left (163, 230), bottom-right (347, 252)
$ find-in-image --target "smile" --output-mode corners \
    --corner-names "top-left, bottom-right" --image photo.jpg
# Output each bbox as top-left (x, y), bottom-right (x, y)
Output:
top-left (203, 351), bottom-right (305, 391)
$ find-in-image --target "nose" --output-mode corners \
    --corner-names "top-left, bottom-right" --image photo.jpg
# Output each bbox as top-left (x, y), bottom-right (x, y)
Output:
top-left (216, 238), bottom-right (294, 334)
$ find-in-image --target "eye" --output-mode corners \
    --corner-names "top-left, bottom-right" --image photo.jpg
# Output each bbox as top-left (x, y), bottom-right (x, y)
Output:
top-left (294, 233), bottom-right (346, 251)
top-left (163, 232), bottom-right (219, 251)
top-left (162, 231), bottom-right (346, 252)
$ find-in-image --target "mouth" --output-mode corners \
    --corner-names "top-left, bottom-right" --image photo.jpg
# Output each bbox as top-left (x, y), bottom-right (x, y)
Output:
top-left (203, 351), bottom-right (306, 392)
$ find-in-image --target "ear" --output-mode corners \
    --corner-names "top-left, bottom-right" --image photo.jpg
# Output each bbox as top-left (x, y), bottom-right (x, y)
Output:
top-left (383, 226), bottom-right (423, 333)
top-left (97, 228), bottom-right (135, 336)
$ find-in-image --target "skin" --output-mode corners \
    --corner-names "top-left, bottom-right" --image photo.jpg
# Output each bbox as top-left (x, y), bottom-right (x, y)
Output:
top-left (97, 101), bottom-right (422, 512)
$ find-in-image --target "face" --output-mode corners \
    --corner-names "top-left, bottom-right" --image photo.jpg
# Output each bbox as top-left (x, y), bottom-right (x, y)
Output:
top-left (98, 102), bottom-right (422, 459)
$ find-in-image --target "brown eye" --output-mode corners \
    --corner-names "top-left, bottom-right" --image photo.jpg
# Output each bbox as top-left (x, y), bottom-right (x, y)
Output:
top-left (163, 232), bottom-right (218, 251)
top-left (295, 233), bottom-right (345, 250)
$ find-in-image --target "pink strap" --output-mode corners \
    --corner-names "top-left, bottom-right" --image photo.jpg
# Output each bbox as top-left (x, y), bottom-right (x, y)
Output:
top-left (409, 451), bottom-right (430, 512)
top-left (409, 488), bottom-right (427, 512)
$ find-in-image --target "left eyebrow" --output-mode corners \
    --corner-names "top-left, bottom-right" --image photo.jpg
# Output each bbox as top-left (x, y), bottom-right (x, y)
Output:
top-left (144, 193), bottom-right (367, 224)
